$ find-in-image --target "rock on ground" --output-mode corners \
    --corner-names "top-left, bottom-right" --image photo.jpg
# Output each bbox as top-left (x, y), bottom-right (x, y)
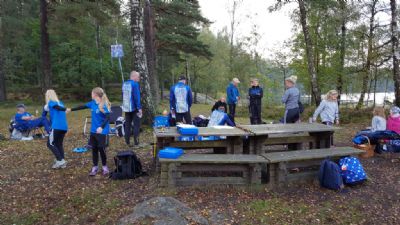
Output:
top-left (119, 197), bottom-right (224, 225)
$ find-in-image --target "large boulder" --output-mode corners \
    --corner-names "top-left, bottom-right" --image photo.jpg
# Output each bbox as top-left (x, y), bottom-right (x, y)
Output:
top-left (119, 197), bottom-right (224, 225)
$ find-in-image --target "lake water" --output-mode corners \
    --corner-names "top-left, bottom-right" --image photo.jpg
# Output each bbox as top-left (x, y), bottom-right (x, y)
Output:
top-left (302, 92), bottom-right (395, 105)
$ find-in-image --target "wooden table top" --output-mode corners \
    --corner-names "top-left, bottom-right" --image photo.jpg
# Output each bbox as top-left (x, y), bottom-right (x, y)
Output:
top-left (240, 123), bottom-right (338, 135)
top-left (154, 126), bottom-right (250, 138)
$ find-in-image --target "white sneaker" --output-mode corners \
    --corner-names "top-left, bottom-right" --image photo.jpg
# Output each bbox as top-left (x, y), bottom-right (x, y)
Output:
top-left (52, 159), bottom-right (67, 169)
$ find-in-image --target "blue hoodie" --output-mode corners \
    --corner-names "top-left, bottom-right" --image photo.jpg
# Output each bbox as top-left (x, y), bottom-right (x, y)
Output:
top-left (226, 82), bottom-right (240, 104)
top-left (170, 82), bottom-right (192, 113)
top-left (122, 80), bottom-right (141, 112)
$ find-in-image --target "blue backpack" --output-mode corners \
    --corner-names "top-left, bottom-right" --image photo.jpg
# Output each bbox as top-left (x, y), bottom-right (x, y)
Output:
top-left (339, 156), bottom-right (367, 185)
top-left (319, 159), bottom-right (344, 190)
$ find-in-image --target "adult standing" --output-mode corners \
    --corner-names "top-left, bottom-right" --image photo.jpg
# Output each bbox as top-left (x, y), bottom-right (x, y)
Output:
top-left (281, 75), bottom-right (300, 124)
top-left (248, 78), bottom-right (263, 124)
top-left (170, 75), bottom-right (193, 124)
top-left (226, 78), bottom-right (240, 122)
top-left (122, 71), bottom-right (142, 147)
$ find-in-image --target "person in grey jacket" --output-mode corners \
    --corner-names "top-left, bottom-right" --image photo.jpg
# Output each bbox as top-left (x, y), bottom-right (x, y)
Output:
top-left (312, 90), bottom-right (340, 126)
top-left (280, 75), bottom-right (300, 123)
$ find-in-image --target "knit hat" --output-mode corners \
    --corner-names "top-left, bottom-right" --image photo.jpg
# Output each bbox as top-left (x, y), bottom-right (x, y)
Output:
top-left (390, 106), bottom-right (400, 115)
top-left (285, 75), bottom-right (297, 84)
top-left (178, 75), bottom-right (186, 81)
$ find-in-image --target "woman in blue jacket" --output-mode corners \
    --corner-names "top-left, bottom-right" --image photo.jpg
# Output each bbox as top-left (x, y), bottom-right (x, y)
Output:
top-left (68, 87), bottom-right (111, 176)
top-left (43, 90), bottom-right (68, 169)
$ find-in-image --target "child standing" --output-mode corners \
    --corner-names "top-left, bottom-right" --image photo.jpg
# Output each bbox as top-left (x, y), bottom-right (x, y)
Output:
top-left (68, 87), bottom-right (111, 176)
top-left (44, 90), bottom-right (68, 169)
top-left (312, 90), bottom-right (340, 126)
top-left (371, 107), bottom-right (386, 132)
top-left (248, 78), bottom-right (263, 125)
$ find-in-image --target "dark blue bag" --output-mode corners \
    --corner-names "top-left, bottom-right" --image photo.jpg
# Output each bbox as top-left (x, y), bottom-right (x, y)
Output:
top-left (339, 157), bottom-right (367, 185)
top-left (319, 159), bottom-right (344, 190)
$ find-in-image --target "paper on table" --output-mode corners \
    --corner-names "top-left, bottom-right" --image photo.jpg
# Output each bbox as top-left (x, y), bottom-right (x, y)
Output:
top-left (177, 124), bottom-right (196, 128)
top-left (211, 126), bottom-right (234, 129)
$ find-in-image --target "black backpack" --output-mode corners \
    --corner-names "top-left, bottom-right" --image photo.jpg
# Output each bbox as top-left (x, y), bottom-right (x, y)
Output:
top-left (110, 150), bottom-right (145, 180)
top-left (115, 117), bottom-right (125, 137)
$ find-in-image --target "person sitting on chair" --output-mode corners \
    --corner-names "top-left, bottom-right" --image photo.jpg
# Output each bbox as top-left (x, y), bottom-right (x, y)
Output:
top-left (208, 105), bottom-right (235, 127)
top-left (15, 104), bottom-right (51, 135)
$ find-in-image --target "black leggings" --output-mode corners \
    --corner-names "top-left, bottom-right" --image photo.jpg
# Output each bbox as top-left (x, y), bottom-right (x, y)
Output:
top-left (92, 147), bottom-right (107, 166)
top-left (176, 112), bottom-right (192, 124)
top-left (47, 129), bottom-right (67, 161)
top-left (228, 104), bottom-right (236, 122)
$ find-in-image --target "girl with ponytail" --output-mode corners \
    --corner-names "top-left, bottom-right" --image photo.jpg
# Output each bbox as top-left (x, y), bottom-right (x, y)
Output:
top-left (68, 87), bottom-right (111, 176)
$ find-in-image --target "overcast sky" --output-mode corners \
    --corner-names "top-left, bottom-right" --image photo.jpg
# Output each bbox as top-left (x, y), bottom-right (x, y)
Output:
top-left (198, 0), bottom-right (297, 59)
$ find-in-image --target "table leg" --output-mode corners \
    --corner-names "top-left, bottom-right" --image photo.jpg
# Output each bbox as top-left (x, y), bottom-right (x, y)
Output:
top-left (227, 136), bottom-right (243, 154)
top-left (309, 131), bottom-right (333, 149)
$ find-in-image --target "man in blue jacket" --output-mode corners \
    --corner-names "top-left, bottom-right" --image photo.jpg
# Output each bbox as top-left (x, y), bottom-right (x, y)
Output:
top-left (226, 77), bottom-right (240, 122)
top-left (122, 71), bottom-right (142, 147)
top-left (170, 75), bottom-right (193, 124)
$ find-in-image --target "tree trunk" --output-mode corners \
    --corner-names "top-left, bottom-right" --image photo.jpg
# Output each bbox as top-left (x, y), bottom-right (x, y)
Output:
top-left (298, 0), bottom-right (321, 106)
top-left (337, 0), bottom-right (347, 106)
top-left (130, 0), bottom-right (155, 124)
top-left (391, 0), bottom-right (400, 106)
top-left (144, 0), bottom-right (160, 105)
top-left (95, 20), bottom-right (104, 88)
top-left (40, 0), bottom-right (52, 92)
top-left (356, 0), bottom-right (376, 109)
top-left (229, 0), bottom-right (238, 74)
top-left (0, 7), bottom-right (6, 102)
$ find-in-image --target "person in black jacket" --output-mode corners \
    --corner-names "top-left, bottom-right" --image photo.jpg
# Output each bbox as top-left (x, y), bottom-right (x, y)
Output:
top-left (211, 97), bottom-right (228, 113)
top-left (248, 78), bottom-right (263, 124)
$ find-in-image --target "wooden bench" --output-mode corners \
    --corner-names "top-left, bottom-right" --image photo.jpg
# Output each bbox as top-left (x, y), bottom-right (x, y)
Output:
top-left (261, 147), bottom-right (364, 186)
top-left (159, 154), bottom-right (267, 187)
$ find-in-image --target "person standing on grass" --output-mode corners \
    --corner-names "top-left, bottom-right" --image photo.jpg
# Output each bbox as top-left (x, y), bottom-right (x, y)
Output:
top-left (170, 75), bottom-right (193, 124)
top-left (248, 78), bottom-right (263, 125)
top-left (280, 75), bottom-right (300, 124)
top-left (312, 90), bottom-right (340, 126)
top-left (67, 87), bottom-right (111, 176)
top-left (122, 71), bottom-right (142, 148)
top-left (226, 78), bottom-right (240, 122)
top-left (43, 90), bottom-right (68, 169)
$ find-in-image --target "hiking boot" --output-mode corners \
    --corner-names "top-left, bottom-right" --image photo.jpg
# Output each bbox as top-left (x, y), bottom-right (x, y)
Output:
top-left (89, 166), bottom-right (98, 176)
top-left (102, 166), bottom-right (110, 176)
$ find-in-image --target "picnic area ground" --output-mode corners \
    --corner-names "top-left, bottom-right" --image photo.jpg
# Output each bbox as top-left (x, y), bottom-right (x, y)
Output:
top-left (1, 102), bottom-right (400, 225)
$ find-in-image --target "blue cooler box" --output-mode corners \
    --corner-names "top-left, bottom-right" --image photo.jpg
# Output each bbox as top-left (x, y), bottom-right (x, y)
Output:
top-left (158, 147), bottom-right (184, 159)
top-left (177, 125), bottom-right (199, 135)
top-left (197, 136), bottom-right (220, 141)
top-left (153, 116), bottom-right (169, 128)
top-left (178, 136), bottom-right (195, 141)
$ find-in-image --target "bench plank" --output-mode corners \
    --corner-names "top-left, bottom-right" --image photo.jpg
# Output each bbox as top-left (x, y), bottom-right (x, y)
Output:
top-left (159, 154), bottom-right (267, 164)
top-left (261, 147), bottom-right (363, 163)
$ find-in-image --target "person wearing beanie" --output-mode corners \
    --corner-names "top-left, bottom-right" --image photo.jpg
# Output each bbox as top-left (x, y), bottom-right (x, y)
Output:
top-left (226, 77), bottom-right (241, 122)
top-left (387, 106), bottom-right (400, 134)
top-left (280, 75), bottom-right (300, 123)
top-left (170, 75), bottom-right (193, 124)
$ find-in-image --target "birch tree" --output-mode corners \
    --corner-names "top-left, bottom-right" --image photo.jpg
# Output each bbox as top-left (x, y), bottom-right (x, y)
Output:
top-left (391, 0), bottom-right (400, 106)
top-left (130, 0), bottom-right (155, 124)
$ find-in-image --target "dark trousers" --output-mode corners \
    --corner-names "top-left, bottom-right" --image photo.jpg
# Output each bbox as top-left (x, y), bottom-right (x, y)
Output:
top-left (89, 133), bottom-right (107, 166)
top-left (176, 111), bottom-right (192, 124)
top-left (250, 103), bottom-right (262, 125)
top-left (281, 108), bottom-right (300, 124)
top-left (125, 111), bottom-right (141, 145)
top-left (47, 129), bottom-right (67, 161)
top-left (228, 104), bottom-right (236, 122)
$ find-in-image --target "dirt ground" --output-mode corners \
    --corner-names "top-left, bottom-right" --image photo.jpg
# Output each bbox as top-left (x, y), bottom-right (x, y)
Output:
top-left (1, 104), bottom-right (399, 225)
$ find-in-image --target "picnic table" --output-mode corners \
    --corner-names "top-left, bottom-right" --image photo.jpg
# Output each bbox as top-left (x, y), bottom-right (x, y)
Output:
top-left (154, 126), bottom-right (250, 156)
top-left (240, 123), bottom-right (338, 154)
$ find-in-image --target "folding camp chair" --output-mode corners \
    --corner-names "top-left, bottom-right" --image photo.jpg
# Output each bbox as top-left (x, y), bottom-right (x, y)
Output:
top-left (9, 116), bottom-right (45, 140)
top-left (83, 105), bottom-right (123, 136)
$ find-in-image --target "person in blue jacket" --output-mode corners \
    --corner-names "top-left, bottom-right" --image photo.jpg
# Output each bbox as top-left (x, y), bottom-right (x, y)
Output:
top-left (122, 71), bottom-right (142, 147)
top-left (170, 75), bottom-right (193, 124)
top-left (248, 78), bottom-right (263, 125)
top-left (208, 105), bottom-right (235, 127)
top-left (43, 90), bottom-right (68, 169)
top-left (14, 104), bottom-right (51, 134)
top-left (68, 87), bottom-right (111, 177)
top-left (226, 77), bottom-right (240, 122)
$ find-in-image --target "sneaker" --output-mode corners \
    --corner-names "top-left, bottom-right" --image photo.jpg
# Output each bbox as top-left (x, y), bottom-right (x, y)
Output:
top-left (59, 159), bottom-right (67, 169)
top-left (52, 160), bottom-right (65, 169)
top-left (89, 166), bottom-right (98, 176)
top-left (102, 166), bottom-right (110, 176)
